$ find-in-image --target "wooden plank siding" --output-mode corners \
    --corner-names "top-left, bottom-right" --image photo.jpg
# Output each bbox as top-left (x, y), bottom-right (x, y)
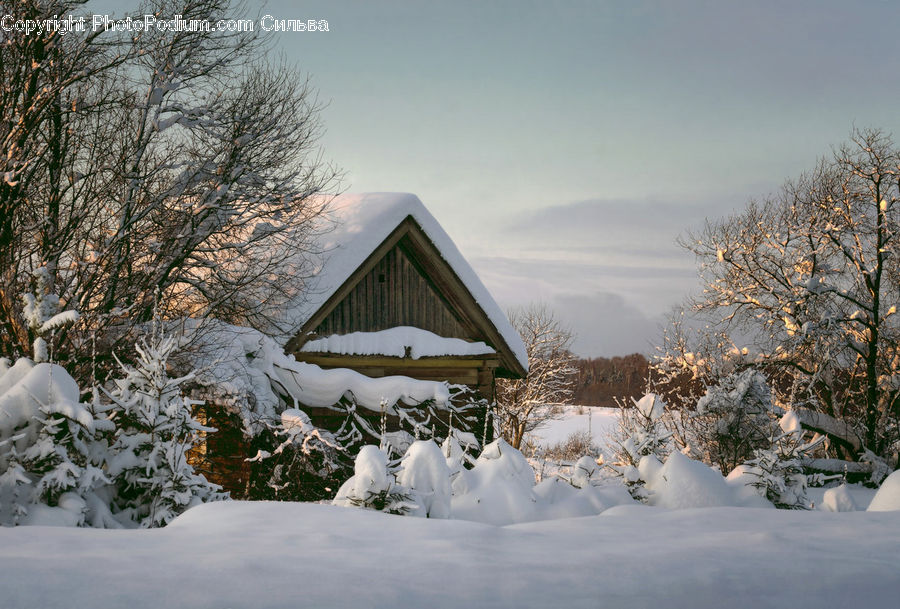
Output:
top-left (313, 238), bottom-right (472, 340)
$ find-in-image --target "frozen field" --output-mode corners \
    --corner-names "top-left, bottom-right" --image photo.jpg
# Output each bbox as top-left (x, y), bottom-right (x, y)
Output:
top-left (528, 405), bottom-right (621, 447)
top-left (1, 500), bottom-right (899, 609)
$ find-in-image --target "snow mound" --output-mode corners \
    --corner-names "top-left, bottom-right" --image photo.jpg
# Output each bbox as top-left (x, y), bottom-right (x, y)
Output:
top-left (821, 484), bottom-right (859, 512)
top-left (397, 440), bottom-right (452, 518)
top-left (451, 439), bottom-right (538, 525)
top-left (648, 451), bottom-right (748, 509)
top-left (868, 469), bottom-right (900, 512)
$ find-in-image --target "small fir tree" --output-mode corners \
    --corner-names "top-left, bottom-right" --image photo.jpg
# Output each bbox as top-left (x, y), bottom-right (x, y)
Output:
top-left (742, 411), bottom-right (824, 509)
top-left (609, 393), bottom-right (671, 502)
top-left (105, 326), bottom-right (224, 527)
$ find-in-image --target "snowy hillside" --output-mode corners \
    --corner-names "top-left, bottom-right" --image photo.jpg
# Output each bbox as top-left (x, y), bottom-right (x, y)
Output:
top-left (1, 500), bottom-right (898, 609)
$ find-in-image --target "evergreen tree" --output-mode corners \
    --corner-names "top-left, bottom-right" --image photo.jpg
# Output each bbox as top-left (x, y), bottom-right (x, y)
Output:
top-left (105, 327), bottom-right (224, 527)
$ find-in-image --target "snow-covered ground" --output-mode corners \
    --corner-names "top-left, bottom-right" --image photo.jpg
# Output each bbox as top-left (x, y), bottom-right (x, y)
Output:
top-left (2, 500), bottom-right (898, 609)
top-left (528, 405), bottom-right (621, 447)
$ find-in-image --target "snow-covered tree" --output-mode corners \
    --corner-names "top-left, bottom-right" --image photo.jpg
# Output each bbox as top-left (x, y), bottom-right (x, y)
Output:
top-left (667, 128), bottom-right (900, 464)
top-left (0, 0), bottom-right (338, 384)
top-left (20, 267), bottom-right (80, 363)
top-left (333, 445), bottom-right (417, 515)
top-left (396, 440), bottom-right (452, 518)
top-left (609, 393), bottom-right (671, 501)
top-left (741, 411), bottom-right (826, 509)
top-left (679, 368), bottom-right (778, 473)
top-left (0, 360), bottom-right (114, 527)
top-left (105, 327), bottom-right (224, 527)
top-left (495, 304), bottom-right (577, 449)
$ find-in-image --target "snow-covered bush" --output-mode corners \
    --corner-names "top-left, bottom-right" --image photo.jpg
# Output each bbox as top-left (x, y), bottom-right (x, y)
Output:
top-left (867, 469), bottom-right (900, 512)
top-left (738, 411), bottom-right (823, 509)
top-left (333, 445), bottom-right (416, 514)
top-left (0, 360), bottom-right (113, 526)
top-left (688, 368), bottom-right (777, 473)
top-left (647, 451), bottom-right (750, 509)
top-left (540, 430), bottom-right (600, 462)
top-left (396, 440), bottom-right (451, 518)
top-left (105, 328), bottom-right (225, 527)
top-left (450, 438), bottom-right (539, 525)
top-left (569, 455), bottom-right (602, 489)
top-left (244, 409), bottom-right (348, 502)
top-left (609, 393), bottom-right (671, 501)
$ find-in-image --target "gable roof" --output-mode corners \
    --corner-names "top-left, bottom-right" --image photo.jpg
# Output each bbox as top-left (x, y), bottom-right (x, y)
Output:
top-left (286, 193), bottom-right (528, 376)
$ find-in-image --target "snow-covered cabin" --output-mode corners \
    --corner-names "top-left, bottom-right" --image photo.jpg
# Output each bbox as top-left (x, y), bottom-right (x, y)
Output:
top-left (284, 193), bottom-right (527, 401)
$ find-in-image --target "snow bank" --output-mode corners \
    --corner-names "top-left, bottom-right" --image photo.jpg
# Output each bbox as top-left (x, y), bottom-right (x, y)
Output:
top-left (867, 469), bottom-right (900, 511)
top-left (301, 326), bottom-right (495, 359)
top-left (284, 193), bottom-right (528, 370)
top-left (3, 500), bottom-right (899, 609)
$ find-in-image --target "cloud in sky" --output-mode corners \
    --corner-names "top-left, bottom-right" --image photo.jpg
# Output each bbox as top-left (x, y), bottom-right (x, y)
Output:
top-left (464, 193), bottom-right (764, 357)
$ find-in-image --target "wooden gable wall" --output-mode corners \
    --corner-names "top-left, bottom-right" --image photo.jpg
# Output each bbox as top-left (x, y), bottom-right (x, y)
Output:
top-left (313, 236), bottom-right (474, 340)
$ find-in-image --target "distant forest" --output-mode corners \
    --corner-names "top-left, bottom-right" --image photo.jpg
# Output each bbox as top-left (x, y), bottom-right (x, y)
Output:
top-left (571, 354), bottom-right (649, 407)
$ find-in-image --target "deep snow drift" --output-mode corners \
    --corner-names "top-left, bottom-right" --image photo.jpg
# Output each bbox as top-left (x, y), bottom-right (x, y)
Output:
top-left (1, 500), bottom-right (898, 609)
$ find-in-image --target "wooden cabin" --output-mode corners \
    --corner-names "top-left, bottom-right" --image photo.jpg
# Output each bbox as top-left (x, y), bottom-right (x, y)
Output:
top-left (284, 193), bottom-right (527, 401)
top-left (190, 193), bottom-right (527, 498)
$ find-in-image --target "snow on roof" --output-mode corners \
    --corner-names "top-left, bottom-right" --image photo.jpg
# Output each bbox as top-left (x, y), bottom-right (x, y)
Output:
top-left (290, 193), bottom-right (527, 370)
top-left (300, 326), bottom-right (495, 359)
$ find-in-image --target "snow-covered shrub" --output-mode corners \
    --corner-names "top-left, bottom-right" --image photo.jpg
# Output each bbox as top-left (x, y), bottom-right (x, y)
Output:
top-left (450, 439), bottom-right (538, 525)
top-left (441, 431), bottom-right (477, 474)
top-left (244, 409), bottom-right (348, 502)
top-left (396, 440), bottom-right (451, 518)
top-left (686, 368), bottom-right (777, 473)
top-left (738, 411), bottom-right (823, 509)
top-left (867, 469), bottom-right (900, 511)
top-left (540, 430), bottom-right (600, 462)
top-left (821, 484), bottom-right (860, 512)
top-left (569, 455), bottom-right (602, 489)
top-left (333, 445), bottom-right (417, 515)
top-left (609, 393), bottom-right (671, 501)
top-left (0, 360), bottom-right (114, 527)
top-left (105, 329), bottom-right (225, 527)
top-left (646, 450), bottom-right (748, 509)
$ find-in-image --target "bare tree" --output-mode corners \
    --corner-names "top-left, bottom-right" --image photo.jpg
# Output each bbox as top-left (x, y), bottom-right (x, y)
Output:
top-left (0, 0), bottom-right (339, 381)
top-left (495, 304), bottom-right (577, 449)
top-left (663, 128), bottom-right (900, 465)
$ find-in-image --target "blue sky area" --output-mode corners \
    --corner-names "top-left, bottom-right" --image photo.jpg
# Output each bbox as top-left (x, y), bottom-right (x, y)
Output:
top-left (86, 1), bottom-right (900, 356)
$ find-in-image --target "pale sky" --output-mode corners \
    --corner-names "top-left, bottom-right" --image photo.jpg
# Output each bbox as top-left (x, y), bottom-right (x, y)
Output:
top-left (88, 1), bottom-right (900, 356)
